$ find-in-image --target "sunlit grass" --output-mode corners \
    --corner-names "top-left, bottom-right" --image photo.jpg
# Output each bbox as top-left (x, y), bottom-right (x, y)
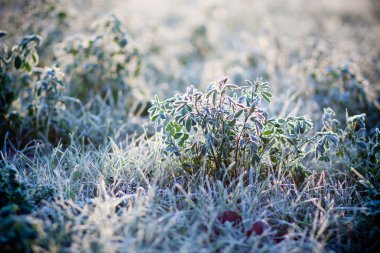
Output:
top-left (0, 0), bottom-right (379, 252)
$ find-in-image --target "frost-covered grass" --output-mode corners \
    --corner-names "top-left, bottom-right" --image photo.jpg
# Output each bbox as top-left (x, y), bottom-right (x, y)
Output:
top-left (1, 132), bottom-right (376, 253)
top-left (1, 0), bottom-right (379, 252)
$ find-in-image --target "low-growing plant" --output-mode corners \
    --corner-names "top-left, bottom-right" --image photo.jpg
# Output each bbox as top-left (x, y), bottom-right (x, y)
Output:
top-left (23, 0), bottom-right (70, 66)
top-left (55, 15), bottom-right (141, 103)
top-left (0, 31), bottom-right (69, 149)
top-left (1, 31), bottom-right (41, 122)
top-left (317, 107), bottom-right (380, 194)
top-left (1, 31), bottom-right (41, 147)
top-left (149, 77), bottom-right (333, 180)
top-left (311, 64), bottom-right (380, 131)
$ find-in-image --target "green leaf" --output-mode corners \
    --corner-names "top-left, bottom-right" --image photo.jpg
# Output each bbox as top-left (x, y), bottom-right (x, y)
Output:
top-left (262, 130), bottom-right (273, 136)
top-left (179, 133), bottom-right (189, 146)
top-left (148, 106), bottom-right (157, 115)
top-left (262, 93), bottom-right (271, 103)
top-left (31, 52), bottom-right (39, 65)
top-left (206, 89), bottom-right (216, 99)
top-left (182, 133), bottom-right (189, 141)
top-left (186, 117), bottom-right (192, 132)
top-left (165, 123), bottom-right (173, 133)
top-left (234, 110), bottom-right (244, 119)
top-left (225, 84), bottom-right (239, 90)
top-left (212, 90), bottom-right (217, 106)
top-left (228, 119), bottom-right (237, 127)
top-left (159, 112), bottom-right (166, 120)
top-left (262, 91), bottom-right (272, 98)
top-left (185, 105), bottom-right (192, 112)
top-left (25, 62), bottom-right (32, 72)
top-left (245, 80), bottom-right (254, 87)
top-left (174, 123), bottom-right (182, 132)
top-left (150, 113), bottom-right (159, 122)
top-left (174, 132), bottom-right (183, 139)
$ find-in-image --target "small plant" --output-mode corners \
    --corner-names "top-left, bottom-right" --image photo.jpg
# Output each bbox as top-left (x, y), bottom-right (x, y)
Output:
top-left (0, 31), bottom-right (69, 149)
top-left (1, 31), bottom-right (41, 121)
top-left (150, 77), bottom-right (269, 171)
top-left (56, 15), bottom-right (141, 103)
top-left (317, 107), bottom-right (380, 194)
top-left (1, 31), bottom-right (41, 148)
top-left (24, 0), bottom-right (70, 66)
top-left (150, 77), bottom-right (321, 180)
top-left (311, 64), bottom-right (380, 130)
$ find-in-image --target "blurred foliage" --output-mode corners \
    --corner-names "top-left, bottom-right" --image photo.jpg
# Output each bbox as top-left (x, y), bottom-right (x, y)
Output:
top-left (311, 64), bottom-right (380, 131)
top-left (0, 32), bottom-right (70, 149)
top-left (55, 15), bottom-right (141, 104)
top-left (0, 163), bottom-right (33, 213)
top-left (0, 206), bottom-right (44, 253)
top-left (318, 108), bottom-right (380, 195)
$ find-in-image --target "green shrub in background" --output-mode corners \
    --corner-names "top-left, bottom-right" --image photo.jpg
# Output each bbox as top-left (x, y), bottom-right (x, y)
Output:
top-left (1, 28), bottom-right (148, 150)
top-left (311, 64), bottom-right (380, 131)
top-left (0, 31), bottom-right (40, 122)
top-left (318, 107), bottom-right (380, 195)
top-left (0, 31), bottom-right (70, 149)
top-left (56, 15), bottom-right (141, 104)
top-left (316, 108), bottom-right (380, 249)
top-left (23, 0), bottom-right (69, 66)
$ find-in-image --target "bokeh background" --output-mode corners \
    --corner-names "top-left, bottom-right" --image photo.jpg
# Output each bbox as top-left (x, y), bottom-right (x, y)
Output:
top-left (1, 0), bottom-right (380, 129)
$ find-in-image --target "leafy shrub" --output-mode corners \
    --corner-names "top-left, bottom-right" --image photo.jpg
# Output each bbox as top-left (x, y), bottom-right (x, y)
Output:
top-left (55, 15), bottom-right (141, 103)
top-left (149, 77), bottom-right (330, 180)
top-left (0, 31), bottom-right (69, 149)
top-left (315, 109), bottom-right (380, 251)
top-left (1, 31), bottom-right (41, 147)
top-left (317, 107), bottom-right (380, 194)
top-left (23, 0), bottom-right (70, 66)
top-left (0, 31), bottom-right (40, 118)
top-left (183, 25), bottom-right (212, 61)
top-left (311, 64), bottom-right (380, 131)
